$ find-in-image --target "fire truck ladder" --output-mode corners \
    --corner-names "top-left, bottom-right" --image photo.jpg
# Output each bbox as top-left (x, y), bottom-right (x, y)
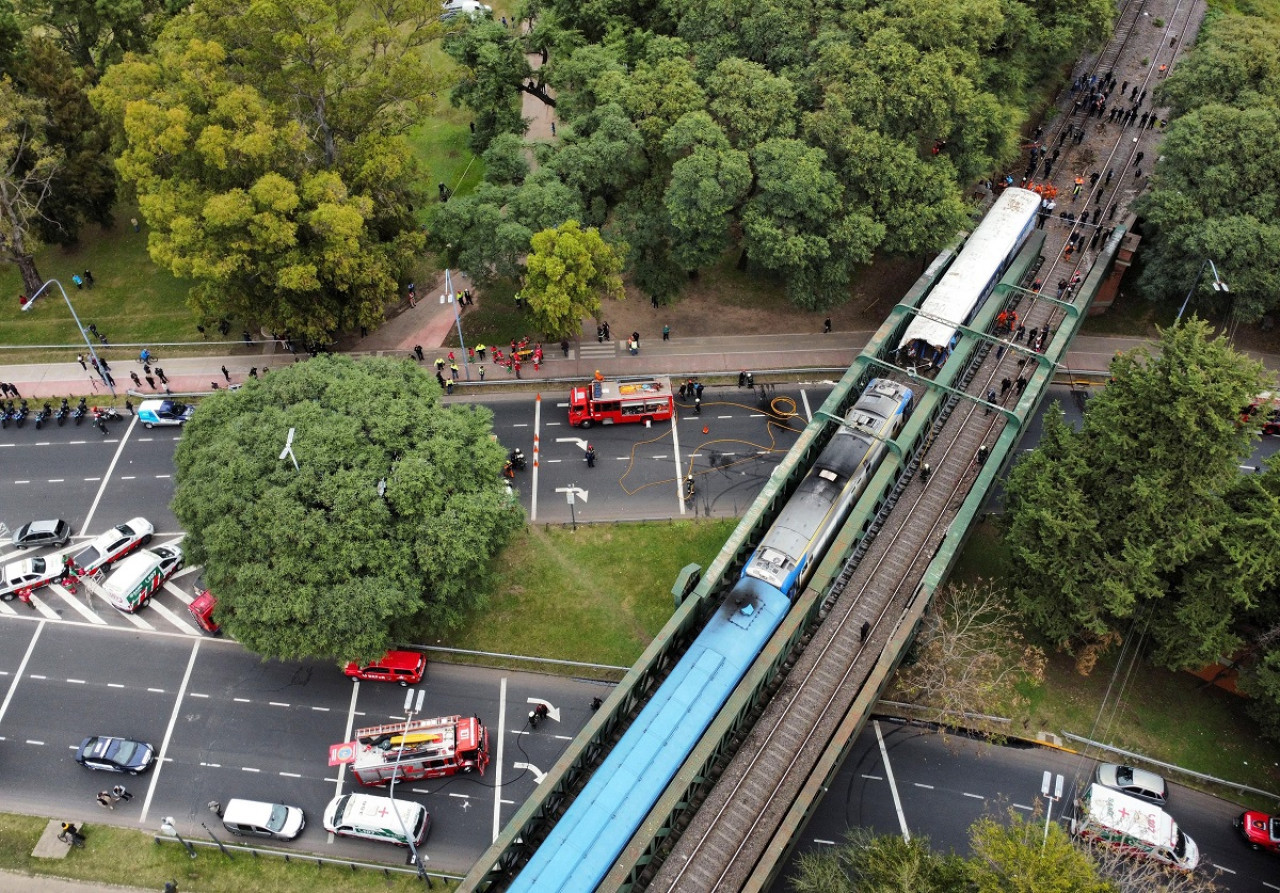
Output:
top-left (355, 716), bottom-right (457, 741)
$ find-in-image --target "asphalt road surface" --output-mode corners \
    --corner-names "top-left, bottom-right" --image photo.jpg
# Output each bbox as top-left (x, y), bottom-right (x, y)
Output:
top-left (774, 719), bottom-right (1280, 893)
top-left (0, 618), bottom-right (609, 875)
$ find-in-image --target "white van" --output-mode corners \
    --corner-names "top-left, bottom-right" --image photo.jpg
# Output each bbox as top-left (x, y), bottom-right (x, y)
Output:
top-left (323, 793), bottom-right (429, 847)
top-left (1072, 783), bottom-right (1200, 870)
top-left (221, 798), bottom-right (305, 840)
top-left (99, 545), bottom-right (183, 612)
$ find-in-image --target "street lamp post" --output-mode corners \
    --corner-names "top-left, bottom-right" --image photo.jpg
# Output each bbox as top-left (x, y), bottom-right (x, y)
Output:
top-left (279, 427), bottom-right (299, 471)
top-left (389, 687), bottom-right (429, 881)
top-left (1176, 258), bottom-right (1229, 323)
top-left (28, 278), bottom-right (115, 395)
top-left (1040, 771), bottom-right (1065, 853)
top-left (444, 268), bottom-right (471, 381)
top-left (161, 816), bottom-right (197, 859)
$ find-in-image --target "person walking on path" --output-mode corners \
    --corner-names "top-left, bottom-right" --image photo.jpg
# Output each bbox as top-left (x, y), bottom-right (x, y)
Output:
top-left (156, 368), bottom-right (168, 385)
top-left (221, 365), bottom-right (231, 382)
top-left (823, 317), bottom-right (832, 334)
top-left (76, 354), bottom-right (87, 370)
top-left (585, 444), bottom-right (596, 467)
top-left (145, 374), bottom-right (156, 389)
top-left (97, 791), bottom-right (114, 809)
top-left (130, 371), bottom-right (142, 388)
top-left (662, 324), bottom-right (670, 341)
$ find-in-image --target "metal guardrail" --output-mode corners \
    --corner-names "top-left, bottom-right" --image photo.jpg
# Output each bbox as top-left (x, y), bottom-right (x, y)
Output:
top-left (1060, 732), bottom-right (1280, 804)
top-left (152, 835), bottom-right (463, 885)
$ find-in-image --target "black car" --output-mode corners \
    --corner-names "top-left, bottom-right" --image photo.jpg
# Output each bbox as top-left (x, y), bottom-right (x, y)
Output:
top-left (75, 736), bottom-right (155, 774)
top-left (11, 519), bottom-right (72, 549)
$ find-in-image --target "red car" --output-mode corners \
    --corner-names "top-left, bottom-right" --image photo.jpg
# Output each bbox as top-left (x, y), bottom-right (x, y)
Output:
top-left (1236, 810), bottom-right (1280, 853)
top-left (343, 651), bottom-right (427, 686)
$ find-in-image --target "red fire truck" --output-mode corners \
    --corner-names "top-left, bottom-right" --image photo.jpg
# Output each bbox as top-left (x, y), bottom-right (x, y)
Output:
top-left (329, 715), bottom-right (490, 787)
top-left (568, 376), bottom-right (674, 427)
top-left (1243, 392), bottom-right (1280, 435)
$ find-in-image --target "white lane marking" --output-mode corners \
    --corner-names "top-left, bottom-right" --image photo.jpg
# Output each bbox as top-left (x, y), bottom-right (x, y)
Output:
top-left (67, 679), bottom-right (87, 685)
top-left (672, 412), bottom-right (686, 516)
top-left (120, 476), bottom-right (136, 480)
top-left (46, 583), bottom-right (108, 625)
top-left (813, 839), bottom-right (837, 846)
top-left (280, 772), bottom-right (302, 778)
top-left (147, 598), bottom-right (200, 635)
top-left (47, 479), bottom-right (65, 483)
top-left (28, 739), bottom-right (46, 745)
top-left (82, 413), bottom-right (139, 532)
top-left (531, 396), bottom-right (542, 522)
top-left (311, 706), bottom-right (330, 712)
top-left (269, 702), bottom-right (291, 708)
top-left (146, 688), bottom-right (166, 693)
top-left (861, 774), bottom-right (882, 780)
top-left (140, 638), bottom-right (200, 824)
top-left (875, 720), bottom-right (910, 842)
top-left (545, 459), bottom-right (561, 464)
top-left (14, 480), bottom-right (30, 484)
top-left (27, 597), bottom-right (60, 619)
top-left (512, 423), bottom-right (528, 428)
top-left (332, 681), bottom-right (361, 844)
top-left (190, 692), bottom-right (208, 698)
top-left (913, 783), bottom-right (934, 790)
top-left (717, 415), bottom-right (733, 419)
top-left (0, 623), bottom-right (45, 726)
top-left (162, 581), bottom-right (193, 605)
top-left (84, 477), bottom-right (101, 482)
top-left (108, 683), bottom-right (124, 689)
top-left (242, 767), bottom-right (261, 773)
top-left (448, 793), bottom-right (471, 800)
top-left (1013, 803), bottom-right (1034, 811)
top-left (155, 474), bottom-right (171, 479)
top-left (492, 676), bottom-right (507, 842)
top-left (122, 611), bottom-right (154, 630)
top-left (963, 792), bottom-right (984, 799)
top-left (801, 389), bottom-right (813, 422)
top-left (544, 422), bottom-right (561, 427)
top-left (234, 698), bottom-right (251, 703)
top-left (1212, 865), bottom-right (1236, 874)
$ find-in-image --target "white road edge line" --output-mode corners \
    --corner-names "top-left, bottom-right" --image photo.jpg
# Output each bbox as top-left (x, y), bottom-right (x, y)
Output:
top-left (671, 411), bottom-right (685, 515)
top-left (82, 414), bottom-right (139, 532)
top-left (801, 388), bottom-right (813, 422)
top-left (332, 681), bottom-right (360, 844)
top-left (875, 719), bottom-right (910, 842)
top-left (531, 395), bottom-right (541, 522)
top-left (141, 638), bottom-right (200, 825)
top-left (492, 676), bottom-right (507, 842)
top-left (0, 621), bottom-right (45, 726)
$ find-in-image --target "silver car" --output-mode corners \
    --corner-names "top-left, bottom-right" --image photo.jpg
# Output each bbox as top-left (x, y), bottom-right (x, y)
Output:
top-left (1095, 762), bottom-right (1168, 806)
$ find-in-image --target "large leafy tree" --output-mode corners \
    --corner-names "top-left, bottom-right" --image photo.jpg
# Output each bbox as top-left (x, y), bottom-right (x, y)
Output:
top-left (1134, 16), bottom-right (1280, 322)
top-left (443, 17), bottom-right (530, 151)
top-left (172, 355), bottom-right (523, 661)
top-left (967, 811), bottom-right (1111, 893)
top-left (522, 219), bottom-right (624, 338)
top-left (792, 828), bottom-right (967, 893)
top-left (1003, 320), bottom-right (1269, 660)
top-left (12, 0), bottom-right (176, 78)
top-left (92, 0), bottom-right (443, 338)
top-left (0, 76), bottom-right (61, 295)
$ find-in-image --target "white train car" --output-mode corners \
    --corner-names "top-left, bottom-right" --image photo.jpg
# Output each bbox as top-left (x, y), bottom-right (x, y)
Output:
top-left (896, 187), bottom-right (1041, 367)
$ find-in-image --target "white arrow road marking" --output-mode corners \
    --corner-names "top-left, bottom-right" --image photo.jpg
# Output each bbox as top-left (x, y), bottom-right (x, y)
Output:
top-left (514, 762), bottom-right (547, 784)
top-left (555, 436), bottom-right (590, 451)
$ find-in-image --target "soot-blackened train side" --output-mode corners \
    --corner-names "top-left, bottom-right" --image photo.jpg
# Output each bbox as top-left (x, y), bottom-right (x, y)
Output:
top-left (508, 378), bottom-right (914, 893)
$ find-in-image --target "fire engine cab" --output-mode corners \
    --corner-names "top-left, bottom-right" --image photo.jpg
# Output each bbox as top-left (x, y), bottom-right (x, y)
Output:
top-left (568, 376), bottom-right (674, 428)
top-left (330, 715), bottom-right (490, 787)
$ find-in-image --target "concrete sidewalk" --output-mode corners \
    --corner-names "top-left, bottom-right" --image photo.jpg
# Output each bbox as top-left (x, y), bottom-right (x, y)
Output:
top-left (0, 870), bottom-right (154, 893)
top-left (1, 330), bottom-right (1276, 402)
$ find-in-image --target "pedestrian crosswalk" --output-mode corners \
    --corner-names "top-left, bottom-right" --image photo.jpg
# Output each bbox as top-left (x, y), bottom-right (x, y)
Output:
top-left (576, 342), bottom-right (617, 360)
top-left (0, 562), bottom-right (206, 637)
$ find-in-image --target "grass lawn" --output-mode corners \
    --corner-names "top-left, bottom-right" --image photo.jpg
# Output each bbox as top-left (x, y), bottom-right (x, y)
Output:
top-left (0, 208), bottom-right (199, 357)
top-left (951, 521), bottom-right (1280, 799)
top-left (0, 814), bottom-right (440, 892)
top-left (436, 520), bottom-right (739, 670)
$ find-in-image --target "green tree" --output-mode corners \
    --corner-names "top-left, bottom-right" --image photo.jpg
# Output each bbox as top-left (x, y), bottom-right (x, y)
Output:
top-left (0, 75), bottom-right (61, 295)
top-left (1133, 15), bottom-right (1280, 322)
top-left (1004, 321), bottom-right (1268, 658)
top-left (443, 18), bottom-right (530, 150)
top-left (1, 36), bottom-right (115, 246)
top-left (967, 810), bottom-right (1111, 893)
top-left (172, 355), bottom-right (523, 660)
top-left (93, 0), bottom-right (441, 337)
top-left (791, 827), bottom-right (967, 893)
top-left (481, 132), bottom-right (530, 185)
top-left (522, 219), bottom-right (624, 338)
top-left (12, 0), bottom-right (176, 77)
top-left (741, 138), bottom-right (884, 309)
top-left (661, 112), bottom-right (751, 270)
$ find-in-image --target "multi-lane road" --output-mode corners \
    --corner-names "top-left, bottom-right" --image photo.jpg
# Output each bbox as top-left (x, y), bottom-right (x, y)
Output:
top-left (2, 385), bottom-right (1277, 885)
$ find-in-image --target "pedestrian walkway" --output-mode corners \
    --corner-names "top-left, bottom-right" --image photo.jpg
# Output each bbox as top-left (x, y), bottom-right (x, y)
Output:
top-left (0, 869), bottom-right (153, 893)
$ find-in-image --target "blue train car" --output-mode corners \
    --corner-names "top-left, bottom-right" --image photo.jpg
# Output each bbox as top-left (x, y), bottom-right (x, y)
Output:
top-left (507, 379), bottom-right (913, 893)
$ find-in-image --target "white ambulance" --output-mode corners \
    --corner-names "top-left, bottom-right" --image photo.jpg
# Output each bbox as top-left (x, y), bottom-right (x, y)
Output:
top-left (1072, 783), bottom-right (1200, 871)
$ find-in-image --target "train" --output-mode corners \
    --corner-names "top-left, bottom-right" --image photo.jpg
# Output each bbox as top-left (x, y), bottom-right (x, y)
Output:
top-left (895, 187), bottom-right (1041, 369)
top-left (507, 378), bottom-right (915, 893)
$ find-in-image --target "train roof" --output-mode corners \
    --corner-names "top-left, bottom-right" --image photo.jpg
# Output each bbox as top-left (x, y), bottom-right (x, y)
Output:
top-left (896, 187), bottom-right (1040, 353)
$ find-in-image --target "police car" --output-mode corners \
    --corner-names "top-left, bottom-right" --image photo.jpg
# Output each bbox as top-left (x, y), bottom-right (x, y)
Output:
top-left (137, 399), bottom-right (194, 429)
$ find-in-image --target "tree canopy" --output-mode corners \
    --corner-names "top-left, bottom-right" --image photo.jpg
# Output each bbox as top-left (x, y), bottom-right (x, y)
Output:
top-left (522, 219), bottom-right (624, 338)
top-left (1134, 15), bottom-right (1280, 322)
top-left (92, 0), bottom-right (447, 338)
top-left (171, 355), bottom-right (523, 661)
top-left (430, 0), bottom-right (1113, 312)
top-left (1003, 321), bottom-right (1272, 674)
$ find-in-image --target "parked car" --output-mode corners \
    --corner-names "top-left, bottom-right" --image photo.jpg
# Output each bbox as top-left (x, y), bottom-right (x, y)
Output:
top-left (221, 798), bottom-right (306, 840)
top-left (0, 557), bottom-right (62, 601)
top-left (75, 735), bottom-right (155, 774)
top-left (70, 518), bottom-right (154, 575)
top-left (343, 651), bottom-right (427, 686)
top-left (137, 399), bottom-right (194, 429)
top-left (11, 519), bottom-right (72, 548)
top-left (1094, 762), bottom-right (1168, 807)
top-left (1236, 810), bottom-right (1280, 853)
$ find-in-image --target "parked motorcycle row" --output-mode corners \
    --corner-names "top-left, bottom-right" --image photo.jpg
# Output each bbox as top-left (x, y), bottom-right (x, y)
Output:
top-left (1, 398), bottom-right (122, 431)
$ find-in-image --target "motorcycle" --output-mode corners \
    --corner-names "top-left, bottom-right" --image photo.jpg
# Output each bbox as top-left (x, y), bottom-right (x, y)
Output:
top-left (14, 402), bottom-right (28, 428)
top-left (94, 406), bottom-right (122, 422)
top-left (508, 448), bottom-right (527, 471)
top-left (34, 404), bottom-right (52, 429)
top-left (72, 399), bottom-right (87, 425)
top-left (56, 399), bottom-right (70, 426)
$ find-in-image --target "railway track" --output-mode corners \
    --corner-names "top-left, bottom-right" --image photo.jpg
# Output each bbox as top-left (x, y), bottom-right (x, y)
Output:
top-left (642, 5), bottom-right (1210, 888)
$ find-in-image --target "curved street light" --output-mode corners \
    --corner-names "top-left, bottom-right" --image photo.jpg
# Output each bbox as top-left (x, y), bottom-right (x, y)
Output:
top-left (1176, 259), bottom-right (1229, 323)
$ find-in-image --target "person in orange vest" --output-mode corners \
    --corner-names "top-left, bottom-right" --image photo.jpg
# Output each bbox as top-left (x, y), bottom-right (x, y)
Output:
top-left (594, 369), bottom-right (604, 382)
